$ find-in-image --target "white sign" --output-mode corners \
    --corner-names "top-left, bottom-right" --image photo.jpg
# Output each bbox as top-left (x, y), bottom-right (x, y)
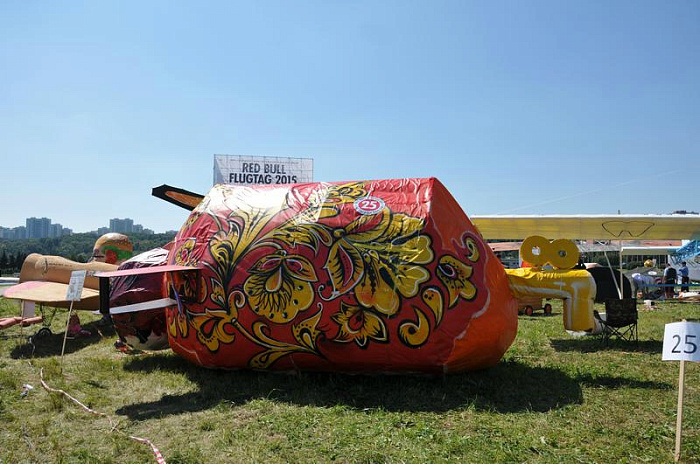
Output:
top-left (663, 321), bottom-right (700, 362)
top-left (21, 301), bottom-right (35, 318)
top-left (65, 270), bottom-right (87, 302)
top-left (213, 155), bottom-right (313, 186)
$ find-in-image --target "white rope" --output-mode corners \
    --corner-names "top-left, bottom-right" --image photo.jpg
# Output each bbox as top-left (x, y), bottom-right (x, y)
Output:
top-left (39, 368), bottom-right (167, 464)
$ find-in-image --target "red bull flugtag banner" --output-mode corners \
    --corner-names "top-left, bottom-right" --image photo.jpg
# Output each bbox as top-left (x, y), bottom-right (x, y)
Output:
top-left (213, 155), bottom-right (314, 186)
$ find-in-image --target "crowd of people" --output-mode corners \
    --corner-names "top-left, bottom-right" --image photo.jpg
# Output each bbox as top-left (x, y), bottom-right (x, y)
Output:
top-left (632, 261), bottom-right (691, 300)
top-left (663, 261), bottom-right (691, 297)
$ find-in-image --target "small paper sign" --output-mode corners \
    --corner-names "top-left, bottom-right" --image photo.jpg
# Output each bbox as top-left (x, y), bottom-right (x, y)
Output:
top-left (65, 270), bottom-right (87, 302)
top-left (21, 301), bottom-right (36, 318)
top-left (663, 321), bottom-right (700, 362)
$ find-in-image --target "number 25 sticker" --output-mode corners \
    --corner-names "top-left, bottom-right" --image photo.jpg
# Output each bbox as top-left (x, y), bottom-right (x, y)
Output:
top-left (354, 197), bottom-right (385, 215)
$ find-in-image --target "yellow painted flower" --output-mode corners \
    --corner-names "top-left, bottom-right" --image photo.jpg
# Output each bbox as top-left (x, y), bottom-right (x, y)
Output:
top-left (326, 182), bottom-right (367, 204)
top-left (290, 182), bottom-right (368, 222)
top-left (332, 302), bottom-right (388, 348)
top-left (174, 238), bottom-right (197, 265)
top-left (325, 210), bottom-right (433, 315)
top-left (209, 230), bottom-right (240, 273)
top-left (168, 307), bottom-right (189, 339)
top-left (189, 291), bottom-right (240, 352)
top-left (436, 255), bottom-right (477, 307)
top-left (244, 251), bottom-right (318, 323)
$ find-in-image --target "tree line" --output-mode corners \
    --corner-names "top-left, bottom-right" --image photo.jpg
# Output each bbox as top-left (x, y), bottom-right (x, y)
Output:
top-left (0, 232), bottom-right (176, 276)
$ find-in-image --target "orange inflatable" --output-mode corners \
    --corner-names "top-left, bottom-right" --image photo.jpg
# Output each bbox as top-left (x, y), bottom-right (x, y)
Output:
top-left (163, 178), bottom-right (519, 373)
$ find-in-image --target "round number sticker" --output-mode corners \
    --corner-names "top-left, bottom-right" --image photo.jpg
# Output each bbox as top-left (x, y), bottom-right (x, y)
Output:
top-left (354, 197), bottom-right (385, 215)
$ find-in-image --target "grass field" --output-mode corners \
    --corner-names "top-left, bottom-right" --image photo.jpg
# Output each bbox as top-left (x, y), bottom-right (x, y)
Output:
top-left (0, 297), bottom-right (698, 463)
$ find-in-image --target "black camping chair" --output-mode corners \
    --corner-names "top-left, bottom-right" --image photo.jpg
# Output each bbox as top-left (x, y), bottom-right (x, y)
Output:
top-left (593, 298), bottom-right (638, 345)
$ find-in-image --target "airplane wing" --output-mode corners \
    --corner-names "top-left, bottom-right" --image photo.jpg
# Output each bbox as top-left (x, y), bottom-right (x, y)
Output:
top-left (151, 185), bottom-right (204, 211)
top-left (2, 281), bottom-right (100, 310)
top-left (94, 264), bottom-right (203, 278)
top-left (95, 264), bottom-right (204, 314)
top-left (471, 215), bottom-right (700, 240)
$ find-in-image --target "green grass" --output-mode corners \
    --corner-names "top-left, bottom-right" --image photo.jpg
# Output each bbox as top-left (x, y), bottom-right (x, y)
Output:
top-left (0, 297), bottom-right (698, 463)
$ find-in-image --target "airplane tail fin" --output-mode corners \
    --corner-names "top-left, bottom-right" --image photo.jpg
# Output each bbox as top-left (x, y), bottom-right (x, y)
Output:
top-left (152, 185), bottom-right (204, 211)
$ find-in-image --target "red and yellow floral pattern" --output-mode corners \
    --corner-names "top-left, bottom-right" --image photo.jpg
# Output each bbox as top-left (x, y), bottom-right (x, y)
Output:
top-left (244, 251), bottom-right (318, 323)
top-left (164, 178), bottom-right (518, 373)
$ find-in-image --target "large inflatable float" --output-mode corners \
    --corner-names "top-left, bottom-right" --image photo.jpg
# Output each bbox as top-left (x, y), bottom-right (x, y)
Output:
top-left (159, 178), bottom-right (519, 373)
top-left (100, 178), bottom-right (597, 373)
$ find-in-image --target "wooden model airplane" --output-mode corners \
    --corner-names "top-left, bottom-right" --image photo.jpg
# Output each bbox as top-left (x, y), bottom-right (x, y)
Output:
top-left (0, 234), bottom-right (133, 333)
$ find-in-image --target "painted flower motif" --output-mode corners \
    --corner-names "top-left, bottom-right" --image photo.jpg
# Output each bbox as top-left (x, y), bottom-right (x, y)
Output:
top-left (287, 182), bottom-right (368, 223)
top-left (167, 306), bottom-right (189, 339)
top-left (436, 255), bottom-right (477, 308)
top-left (189, 291), bottom-right (240, 351)
top-left (263, 221), bottom-right (333, 253)
top-left (332, 302), bottom-right (388, 348)
top-left (324, 210), bottom-right (433, 316)
top-left (326, 182), bottom-right (367, 204)
top-left (174, 239), bottom-right (197, 265)
top-left (244, 251), bottom-right (318, 323)
top-left (210, 230), bottom-right (240, 269)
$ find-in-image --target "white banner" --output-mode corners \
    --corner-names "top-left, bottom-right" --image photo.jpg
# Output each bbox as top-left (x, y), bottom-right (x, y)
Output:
top-left (214, 155), bottom-right (313, 186)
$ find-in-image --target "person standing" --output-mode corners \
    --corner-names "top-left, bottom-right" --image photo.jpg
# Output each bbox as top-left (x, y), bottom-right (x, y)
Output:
top-left (663, 263), bottom-right (677, 298)
top-left (679, 261), bottom-right (690, 292)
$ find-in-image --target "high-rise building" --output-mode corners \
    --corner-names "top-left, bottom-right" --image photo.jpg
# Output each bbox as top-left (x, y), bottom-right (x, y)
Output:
top-left (109, 218), bottom-right (134, 234)
top-left (26, 217), bottom-right (51, 239)
top-left (49, 223), bottom-right (63, 238)
top-left (1, 219), bottom-right (73, 240)
top-left (13, 226), bottom-right (27, 239)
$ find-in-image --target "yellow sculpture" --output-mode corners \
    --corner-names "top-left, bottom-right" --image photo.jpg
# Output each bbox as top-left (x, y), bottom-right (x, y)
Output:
top-left (506, 236), bottom-right (597, 332)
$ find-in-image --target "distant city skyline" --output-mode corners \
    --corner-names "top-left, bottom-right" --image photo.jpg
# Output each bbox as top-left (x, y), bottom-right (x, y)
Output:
top-left (0, 216), bottom-right (171, 240)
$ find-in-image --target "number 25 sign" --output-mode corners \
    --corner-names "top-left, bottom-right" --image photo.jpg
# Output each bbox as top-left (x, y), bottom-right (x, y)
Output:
top-left (663, 321), bottom-right (700, 362)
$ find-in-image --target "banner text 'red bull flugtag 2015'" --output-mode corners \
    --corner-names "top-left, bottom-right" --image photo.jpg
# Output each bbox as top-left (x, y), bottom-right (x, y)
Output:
top-left (164, 178), bottom-right (519, 373)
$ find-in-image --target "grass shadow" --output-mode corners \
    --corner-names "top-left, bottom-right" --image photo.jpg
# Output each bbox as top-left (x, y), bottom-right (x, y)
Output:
top-left (574, 373), bottom-right (672, 390)
top-left (549, 338), bottom-right (662, 354)
top-left (518, 311), bottom-right (560, 321)
top-left (117, 356), bottom-right (584, 420)
top-left (9, 319), bottom-right (116, 359)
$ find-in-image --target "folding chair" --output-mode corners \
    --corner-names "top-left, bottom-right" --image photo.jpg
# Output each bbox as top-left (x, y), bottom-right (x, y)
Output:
top-left (593, 298), bottom-right (638, 344)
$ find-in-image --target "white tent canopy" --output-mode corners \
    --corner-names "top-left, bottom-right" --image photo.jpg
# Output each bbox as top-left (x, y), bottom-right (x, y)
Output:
top-left (620, 246), bottom-right (679, 256)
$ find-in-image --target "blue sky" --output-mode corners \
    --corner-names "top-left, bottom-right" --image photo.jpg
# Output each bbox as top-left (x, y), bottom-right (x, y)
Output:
top-left (1, 1), bottom-right (698, 233)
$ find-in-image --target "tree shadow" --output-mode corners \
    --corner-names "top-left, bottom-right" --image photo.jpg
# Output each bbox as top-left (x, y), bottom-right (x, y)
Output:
top-left (9, 319), bottom-right (115, 359)
top-left (549, 338), bottom-right (662, 354)
top-left (117, 355), bottom-right (585, 420)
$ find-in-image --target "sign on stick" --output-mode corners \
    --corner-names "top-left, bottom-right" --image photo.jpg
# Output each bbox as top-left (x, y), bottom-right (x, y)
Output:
top-left (662, 320), bottom-right (700, 462)
top-left (663, 321), bottom-right (700, 362)
top-left (65, 270), bottom-right (87, 302)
